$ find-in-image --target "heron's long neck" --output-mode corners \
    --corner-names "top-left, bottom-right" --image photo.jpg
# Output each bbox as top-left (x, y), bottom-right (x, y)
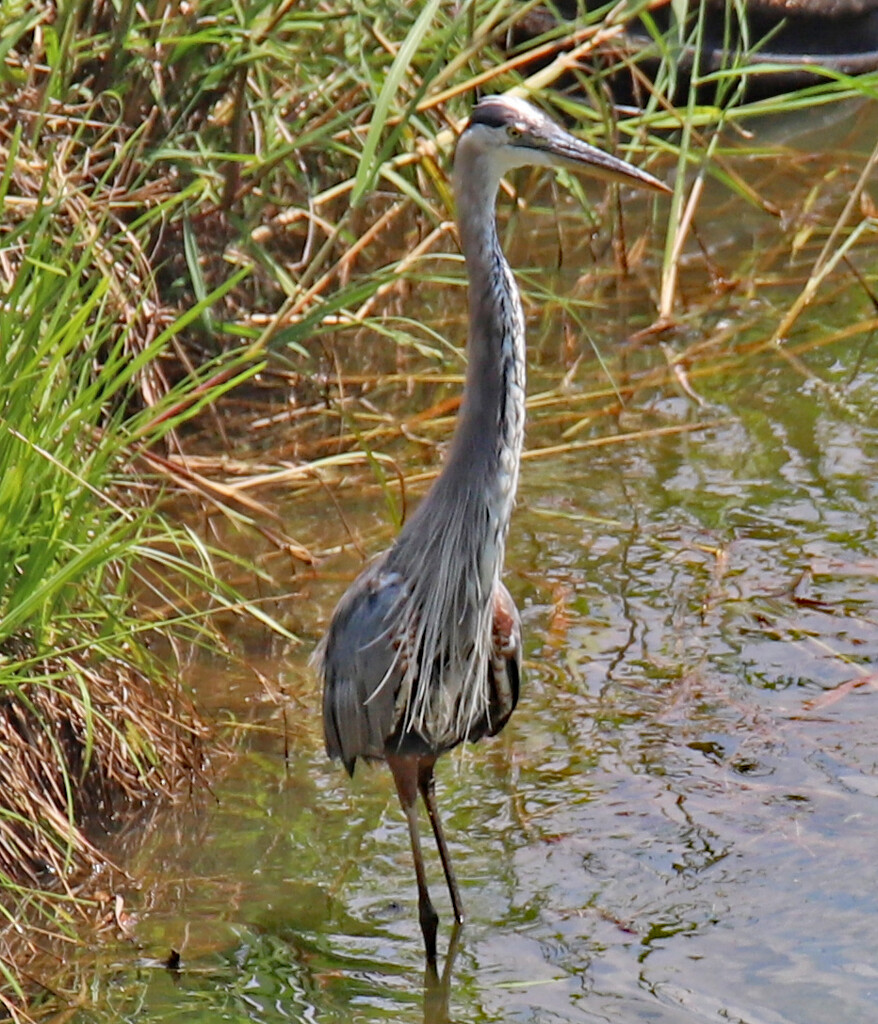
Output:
top-left (382, 146), bottom-right (526, 743)
top-left (443, 158), bottom-right (527, 535)
top-left (392, 151), bottom-right (526, 599)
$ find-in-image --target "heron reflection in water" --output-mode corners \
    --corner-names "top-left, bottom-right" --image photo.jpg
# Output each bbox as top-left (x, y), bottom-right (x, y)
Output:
top-left (317, 94), bottom-right (667, 964)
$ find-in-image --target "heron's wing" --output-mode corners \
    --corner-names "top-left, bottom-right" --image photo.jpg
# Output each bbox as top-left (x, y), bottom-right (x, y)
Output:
top-left (319, 554), bottom-right (407, 774)
top-left (469, 581), bottom-right (521, 741)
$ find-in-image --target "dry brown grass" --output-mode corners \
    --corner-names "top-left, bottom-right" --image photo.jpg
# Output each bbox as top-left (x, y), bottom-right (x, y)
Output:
top-left (0, 638), bottom-right (207, 886)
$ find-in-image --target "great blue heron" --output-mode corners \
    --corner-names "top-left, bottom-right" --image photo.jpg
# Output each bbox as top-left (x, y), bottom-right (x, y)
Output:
top-left (317, 94), bottom-right (667, 962)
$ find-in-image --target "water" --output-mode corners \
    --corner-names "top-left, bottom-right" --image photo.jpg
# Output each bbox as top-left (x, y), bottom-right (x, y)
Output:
top-left (70, 100), bottom-right (878, 1022)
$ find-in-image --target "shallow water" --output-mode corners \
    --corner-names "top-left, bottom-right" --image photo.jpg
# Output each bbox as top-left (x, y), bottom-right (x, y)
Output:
top-left (73, 100), bottom-right (878, 1022)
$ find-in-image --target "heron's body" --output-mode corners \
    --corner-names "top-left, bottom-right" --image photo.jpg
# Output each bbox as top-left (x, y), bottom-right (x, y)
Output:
top-left (316, 95), bottom-right (666, 962)
top-left (322, 112), bottom-right (527, 765)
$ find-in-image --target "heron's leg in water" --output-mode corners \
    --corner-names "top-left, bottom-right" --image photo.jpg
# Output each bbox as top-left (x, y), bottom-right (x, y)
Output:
top-left (387, 753), bottom-right (439, 965)
top-left (418, 759), bottom-right (464, 925)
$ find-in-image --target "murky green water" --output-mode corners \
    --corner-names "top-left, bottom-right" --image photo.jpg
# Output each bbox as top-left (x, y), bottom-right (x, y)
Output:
top-left (72, 100), bottom-right (878, 1022)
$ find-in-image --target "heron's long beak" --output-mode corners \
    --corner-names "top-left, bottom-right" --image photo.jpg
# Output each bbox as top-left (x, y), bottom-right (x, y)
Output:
top-left (543, 125), bottom-right (670, 194)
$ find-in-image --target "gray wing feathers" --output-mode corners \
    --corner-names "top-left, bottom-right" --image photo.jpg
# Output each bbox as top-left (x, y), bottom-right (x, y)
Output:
top-left (319, 556), bottom-right (406, 775)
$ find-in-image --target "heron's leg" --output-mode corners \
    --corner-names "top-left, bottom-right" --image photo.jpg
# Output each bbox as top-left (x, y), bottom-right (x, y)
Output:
top-left (387, 753), bottom-right (439, 965)
top-left (418, 760), bottom-right (464, 925)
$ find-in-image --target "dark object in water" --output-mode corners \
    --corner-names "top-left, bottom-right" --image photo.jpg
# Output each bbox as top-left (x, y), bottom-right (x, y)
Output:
top-left (513, 0), bottom-right (878, 102)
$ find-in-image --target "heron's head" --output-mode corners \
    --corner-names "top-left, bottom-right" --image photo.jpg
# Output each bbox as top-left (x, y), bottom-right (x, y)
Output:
top-left (457, 94), bottom-right (668, 194)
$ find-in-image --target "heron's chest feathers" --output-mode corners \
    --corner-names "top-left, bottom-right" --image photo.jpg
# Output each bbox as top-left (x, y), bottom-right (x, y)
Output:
top-left (385, 502), bottom-right (503, 748)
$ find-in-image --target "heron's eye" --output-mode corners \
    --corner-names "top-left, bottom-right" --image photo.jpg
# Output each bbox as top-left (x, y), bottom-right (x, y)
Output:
top-left (506, 125), bottom-right (522, 140)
